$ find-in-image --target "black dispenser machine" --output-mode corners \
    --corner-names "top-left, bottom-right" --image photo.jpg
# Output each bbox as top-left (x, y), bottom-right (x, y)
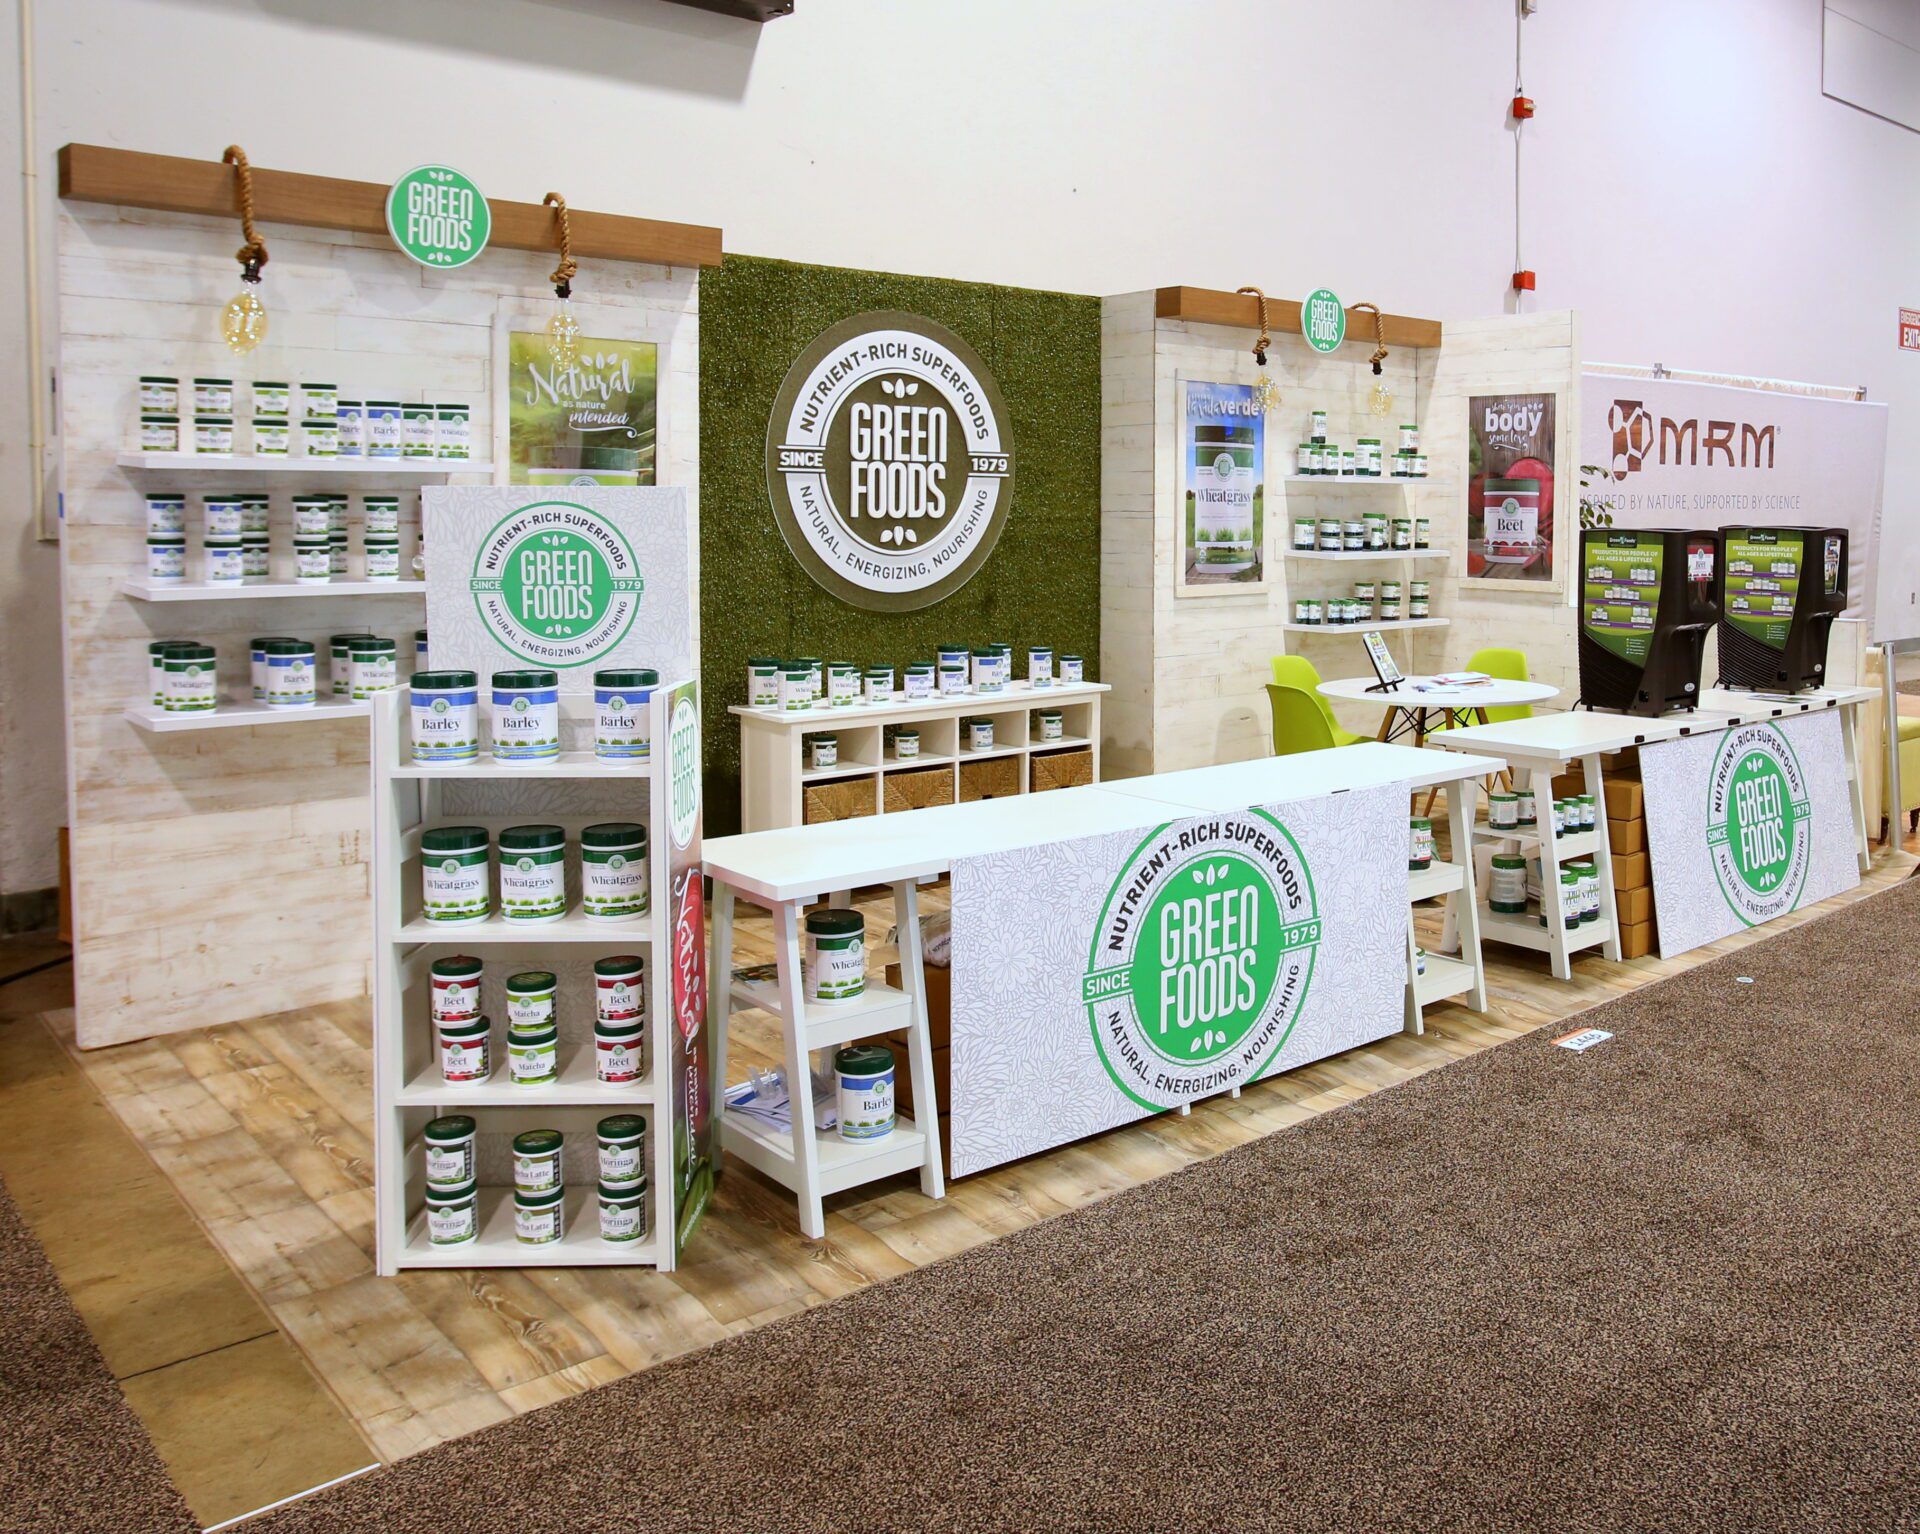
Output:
top-left (1578, 527), bottom-right (1721, 715)
top-left (1715, 525), bottom-right (1848, 692)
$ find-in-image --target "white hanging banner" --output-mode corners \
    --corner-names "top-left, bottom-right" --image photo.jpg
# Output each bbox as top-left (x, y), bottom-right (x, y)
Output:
top-left (1580, 373), bottom-right (1889, 635)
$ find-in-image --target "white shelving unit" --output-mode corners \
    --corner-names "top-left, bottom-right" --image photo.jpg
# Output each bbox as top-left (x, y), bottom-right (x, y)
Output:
top-left (117, 451), bottom-right (495, 479)
top-left (1279, 617), bottom-right (1449, 635)
top-left (125, 696), bottom-right (372, 733)
top-left (1404, 776), bottom-right (1488, 1034)
top-left (1282, 548), bottom-right (1449, 563)
top-left (370, 687), bottom-right (690, 1274)
top-left (122, 577), bottom-right (426, 602)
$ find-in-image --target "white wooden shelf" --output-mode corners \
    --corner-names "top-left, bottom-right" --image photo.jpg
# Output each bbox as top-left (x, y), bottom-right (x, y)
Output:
top-left (387, 749), bottom-right (655, 781)
top-left (1282, 547), bottom-right (1448, 562)
top-left (729, 975), bottom-right (914, 1050)
top-left (1472, 826), bottom-right (1601, 858)
top-left (400, 1184), bottom-right (661, 1269)
top-left (1281, 618), bottom-right (1450, 634)
top-left (1279, 474), bottom-right (1435, 486)
top-left (392, 907), bottom-right (654, 946)
top-left (118, 452), bottom-right (493, 478)
top-left (396, 1047), bottom-right (649, 1109)
top-left (125, 696), bottom-right (371, 732)
top-left (881, 753), bottom-right (953, 772)
top-left (1030, 733), bottom-right (1094, 752)
top-left (1479, 910), bottom-right (1614, 956)
top-left (123, 577), bottom-right (425, 602)
top-left (1413, 952), bottom-right (1478, 1008)
top-left (721, 1110), bottom-right (932, 1200)
top-left (1408, 862), bottom-right (1466, 902)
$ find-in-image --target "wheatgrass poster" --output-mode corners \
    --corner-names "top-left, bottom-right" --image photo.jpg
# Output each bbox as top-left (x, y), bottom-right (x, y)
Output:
top-left (1178, 379), bottom-right (1267, 595)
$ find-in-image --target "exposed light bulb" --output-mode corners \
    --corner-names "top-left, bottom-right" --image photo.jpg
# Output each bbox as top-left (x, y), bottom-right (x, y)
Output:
top-left (1252, 374), bottom-right (1283, 414)
top-left (221, 283), bottom-right (268, 354)
top-left (547, 294), bottom-right (580, 368)
top-left (1367, 376), bottom-right (1395, 418)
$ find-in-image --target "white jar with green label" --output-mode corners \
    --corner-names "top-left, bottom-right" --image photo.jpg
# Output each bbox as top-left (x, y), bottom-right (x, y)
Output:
top-left (330, 632), bottom-right (370, 696)
top-left (799, 658), bottom-right (824, 699)
top-left (513, 1129), bottom-right (563, 1191)
top-left (163, 643), bottom-right (217, 712)
top-left (252, 416), bottom-right (290, 456)
top-left (1408, 817), bottom-right (1433, 869)
top-left (804, 909), bottom-right (865, 1003)
top-left (597, 1115), bottom-right (647, 1189)
top-left (336, 401), bottom-right (366, 458)
top-left (497, 824), bottom-right (566, 923)
top-left (205, 538), bottom-right (245, 584)
top-left (1309, 408), bottom-right (1328, 443)
top-left (365, 533), bottom-right (401, 581)
top-left (808, 735), bottom-right (838, 770)
top-left (581, 822), bottom-right (648, 923)
top-left (410, 671), bottom-right (479, 765)
top-left (1191, 423), bottom-right (1257, 573)
top-left (903, 663), bottom-right (934, 699)
top-left (299, 416), bottom-right (338, 458)
top-left (508, 1025), bottom-right (560, 1085)
top-left (1364, 513), bottom-right (1388, 549)
top-left (262, 639), bottom-right (315, 709)
top-left (594, 1018), bottom-right (645, 1085)
top-left (893, 729), bottom-right (919, 761)
top-left (437, 1015), bottom-right (491, 1083)
top-left (425, 1180), bottom-right (478, 1247)
top-left (1490, 855), bottom-right (1528, 914)
top-left (363, 496), bottom-right (401, 536)
top-left (490, 669), bottom-right (560, 764)
top-left (139, 375), bottom-right (178, 413)
top-left (1036, 709), bottom-right (1064, 743)
top-left (403, 403), bottom-right (438, 459)
top-left (139, 413), bottom-right (179, 452)
top-left (329, 528), bottom-right (348, 576)
top-left (193, 377), bottom-right (234, 414)
top-left (289, 496), bottom-right (329, 536)
top-left (421, 825), bottom-right (490, 924)
top-left (242, 532), bottom-right (269, 581)
top-left (780, 663), bottom-right (812, 712)
top-left (505, 970), bottom-right (557, 1036)
top-left (423, 1114), bottom-right (477, 1187)
top-left (146, 534), bottom-right (186, 583)
top-left (436, 403), bottom-right (470, 459)
top-left (1295, 443), bottom-right (1314, 476)
top-left (514, 1184), bottom-right (565, 1245)
top-left (293, 534), bottom-right (331, 584)
top-left (149, 640), bottom-right (195, 706)
top-left (834, 1043), bottom-right (895, 1142)
top-left (598, 1181), bottom-right (647, 1244)
top-left (1489, 792), bottom-right (1519, 831)
top-left (747, 657), bottom-right (781, 708)
top-left (1292, 517), bottom-right (1316, 550)
top-left (349, 636), bottom-right (397, 698)
top-left (593, 669), bottom-right (656, 763)
top-left (865, 666), bottom-right (894, 703)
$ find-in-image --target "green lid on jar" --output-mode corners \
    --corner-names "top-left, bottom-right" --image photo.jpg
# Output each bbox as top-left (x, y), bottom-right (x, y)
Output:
top-left (431, 954), bottom-right (484, 979)
top-left (412, 670), bottom-right (476, 690)
top-left (498, 823), bottom-right (564, 852)
top-left (493, 669), bottom-right (558, 689)
top-left (404, 402), bottom-right (435, 415)
top-left (435, 1014), bottom-right (489, 1039)
top-left (250, 635), bottom-right (297, 649)
top-left (582, 822), bottom-right (646, 850)
top-left (834, 1043), bottom-right (893, 1076)
top-left (1038, 710), bottom-right (1062, 722)
top-left (506, 970), bottom-right (556, 992)
top-left (594, 955), bottom-right (644, 978)
top-left (782, 663), bottom-right (809, 677)
top-left (749, 656), bottom-right (780, 667)
top-left (422, 825), bottom-right (489, 854)
top-left (331, 631), bottom-right (376, 646)
top-left (146, 533), bottom-right (186, 544)
top-left (194, 376), bottom-right (233, 384)
top-left (514, 1184), bottom-right (564, 1208)
top-left (906, 662), bottom-right (934, 673)
top-left (593, 668), bottom-right (658, 689)
top-left (140, 374), bottom-right (177, 383)
top-left (438, 402), bottom-right (469, 413)
top-left (593, 1016), bottom-right (644, 1039)
top-left (597, 1114), bottom-right (646, 1141)
top-left (805, 909), bottom-right (864, 938)
top-left (363, 534), bottom-right (400, 547)
top-left (261, 639), bottom-right (314, 656)
top-left (1491, 854), bottom-right (1526, 868)
top-left (598, 1181), bottom-right (646, 1203)
top-left (166, 643), bottom-right (215, 662)
top-left (349, 636), bottom-right (397, 655)
top-left (1484, 476), bottom-right (1537, 492)
top-left (139, 413), bottom-right (177, 422)
top-left (1060, 654), bottom-right (1083, 663)
top-left (424, 1179), bottom-right (476, 1205)
top-left (148, 639), bottom-right (197, 657)
top-left (508, 1024), bottom-right (558, 1046)
top-left (424, 1114), bottom-right (476, 1142)
top-left (194, 414), bottom-right (232, 424)
top-left (512, 1129), bottom-right (563, 1156)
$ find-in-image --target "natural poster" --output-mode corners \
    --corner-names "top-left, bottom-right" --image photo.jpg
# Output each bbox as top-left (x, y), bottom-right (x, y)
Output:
top-left (1177, 379), bottom-right (1267, 596)
top-left (494, 306), bottom-right (663, 487)
top-left (1467, 391), bottom-right (1558, 588)
top-left (947, 784), bottom-right (1405, 1176)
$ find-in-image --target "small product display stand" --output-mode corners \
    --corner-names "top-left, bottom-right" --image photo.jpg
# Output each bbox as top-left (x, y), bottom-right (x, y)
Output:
top-left (732, 679), bottom-right (1108, 833)
top-left (705, 743), bottom-right (1502, 1236)
top-left (370, 687), bottom-right (690, 1272)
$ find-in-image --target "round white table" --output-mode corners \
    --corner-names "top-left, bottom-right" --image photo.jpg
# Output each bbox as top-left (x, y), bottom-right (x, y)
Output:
top-left (1318, 674), bottom-right (1561, 747)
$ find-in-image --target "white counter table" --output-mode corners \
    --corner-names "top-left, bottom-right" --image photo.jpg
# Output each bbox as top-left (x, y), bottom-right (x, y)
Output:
top-left (705, 741), bottom-right (1503, 1236)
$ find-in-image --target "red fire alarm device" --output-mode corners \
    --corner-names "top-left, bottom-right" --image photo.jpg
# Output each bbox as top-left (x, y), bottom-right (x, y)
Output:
top-left (1511, 95), bottom-right (1536, 120)
top-left (1512, 270), bottom-right (1537, 292)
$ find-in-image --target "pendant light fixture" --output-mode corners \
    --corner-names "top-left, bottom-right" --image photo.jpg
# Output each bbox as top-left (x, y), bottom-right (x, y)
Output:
top-left (1235, 285), bottom-right (1282, 414)
top-left (218, 145), bottom-right (269, 354)
top-left (543, 191), bottom-right (581, 368)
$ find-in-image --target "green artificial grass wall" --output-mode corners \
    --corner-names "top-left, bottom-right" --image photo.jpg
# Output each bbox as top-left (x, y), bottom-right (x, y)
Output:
top-left (698, 254), bottom-right (1102, 836)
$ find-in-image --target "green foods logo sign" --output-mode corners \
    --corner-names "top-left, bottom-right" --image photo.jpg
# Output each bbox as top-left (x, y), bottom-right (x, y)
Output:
top-left (469, 501), bottom-right (644, 667)
top-left (666, 692), bottom-right (701, 850)
top-left (1080, 810), bottom-right (1319, 1110)
top-left (1301, 287), bottom-right (1347, 353)
top-left (385, 165), bottom-right (491, 269)
top-left (765, 311), bottom-right (1015, 612)
top-left (1706, 723), bottom-right (1810, 925)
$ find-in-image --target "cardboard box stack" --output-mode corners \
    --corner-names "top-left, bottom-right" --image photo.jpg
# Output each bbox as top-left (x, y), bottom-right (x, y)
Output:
top-left (1552, 760), bottom-right (1655, 959)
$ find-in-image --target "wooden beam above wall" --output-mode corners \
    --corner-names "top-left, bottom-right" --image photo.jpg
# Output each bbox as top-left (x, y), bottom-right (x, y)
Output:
top-left (57, 143), bottom-right (725, 270)
top-left (1155, 286), bottom-right (1443, 350)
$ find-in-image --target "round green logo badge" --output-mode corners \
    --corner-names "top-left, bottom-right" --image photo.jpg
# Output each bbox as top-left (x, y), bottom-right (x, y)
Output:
top-left (666, 693), bottom-right (701, 850)
top-left (1301, 287), bottom-right (1347, 353)
top-left (1707, 722), bottom-right (1810, 925)
top-left (385, 165), bottom-right (491, 270)
top-left (1081, 810), bottom-right (1320, 1110)
top-left (469, 501), bottom-right (644, 668)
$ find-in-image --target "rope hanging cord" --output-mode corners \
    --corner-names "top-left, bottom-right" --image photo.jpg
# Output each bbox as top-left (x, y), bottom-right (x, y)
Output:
top-left (221, 145), bottom-right (268, 277)
top-left (544, 192), bottom-right (577, 296)
top-left (1234, 285), bottom-right (1271, 365)
top-left (1349, 302), bottom-right (1390, 372)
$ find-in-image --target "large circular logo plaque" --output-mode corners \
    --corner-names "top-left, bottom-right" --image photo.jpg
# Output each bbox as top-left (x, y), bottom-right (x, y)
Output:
top-left (1706, 722), bottom-right (1810, 926)
top-left (764, 311), bottom-right (1016, 612)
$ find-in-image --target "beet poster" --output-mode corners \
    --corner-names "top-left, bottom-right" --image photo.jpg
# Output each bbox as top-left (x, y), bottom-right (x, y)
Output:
top-left (1467, 391), bottom-right (1557, 587)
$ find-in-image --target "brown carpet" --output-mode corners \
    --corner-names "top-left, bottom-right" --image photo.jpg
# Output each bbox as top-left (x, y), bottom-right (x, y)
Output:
top-left (263, 881), bottom-right (1920, 1533)
top-left (0, 1176), bottom-right (197, 1533)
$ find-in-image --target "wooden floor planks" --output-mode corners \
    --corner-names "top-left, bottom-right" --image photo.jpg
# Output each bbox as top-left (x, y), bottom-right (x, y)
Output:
top-left (47, 843), bottom-right (1917, 1465)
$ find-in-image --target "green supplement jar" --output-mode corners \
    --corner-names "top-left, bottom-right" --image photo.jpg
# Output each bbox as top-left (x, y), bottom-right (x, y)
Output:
top-left (597, 1115), bottom-right (647, 1189)
top-left (748, 656), bottom-right (781, 708)
top-left (1489, 854), bottom-right (1528, 914)
top-left (834, 1043), bottom-right (896, 1143)
top-left (425, 1180), bottom-right (478, 1247)
top-left (436, 1015), bottom-right (490, 1084)
top-left (430, 954), bottom-right (483, 1024)
top-left (507, 1025), bottom-right (559, 1086)
top-left (598, 1181), bottom-right (648, 1244)
top-left (497, 824), bottom-right (566, 924)
top-left (514, 1184), bottom-right (565, 1246)
top-left (505, 970), bottom-right (557, 1036)
top-left (1408, 817), bottom-right (1434, 870)
top-left (512, 1129), bottom-right (563, 1192)
top-left (804, 909), bottom-right (866, 1003)
top-left (1488, 792), bottom-right (1519, 832)
top-left (423, 1114), bottom-right (477, 1187)
top-left (420, 825), bottom-right (490, 924)
top-left (780, 663), bottom-right (812, 712)
top-left (163, 643), bottom-right (218, 713)
top-left (581, 822), bottom-right (649, 923)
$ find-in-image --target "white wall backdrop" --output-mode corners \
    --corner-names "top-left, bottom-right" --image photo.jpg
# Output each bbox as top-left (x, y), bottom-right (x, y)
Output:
top-left (3, 0), bottom-right (1915, 900)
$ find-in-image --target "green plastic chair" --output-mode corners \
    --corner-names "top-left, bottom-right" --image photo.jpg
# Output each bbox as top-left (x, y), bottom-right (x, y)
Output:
top-left (1433, 646), bottom-right (1536, 732)
top-left (1267, 656), bottom-right (1366, 755)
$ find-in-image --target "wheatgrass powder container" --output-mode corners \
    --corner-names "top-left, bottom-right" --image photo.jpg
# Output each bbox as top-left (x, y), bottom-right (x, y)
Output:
top-left (828, 661), bottom-right (860, 707)
top-left (146, 534), bottom-right (186, 583)
top-left (437, 1015), bottom-right (491, 1083)
top-left (597, 1115), bottom-right (647, 1189)
top-left (435, 402), bottom-right (471, 460)
top-left (808, 735), bottom-right (838, 770)
top-left (581, 823), bottom-right (648, 923)
top-left (594, 1018), bottom-right (645, 1085)
top-left (252, 416), bottom-right (290, 456)
top-left (512, 1129), bottom-right (564, 1192)
top-left (291, 496), bottom-right (332, 537)
top-left (349, 636), bottom-right (398, 698)
top-left (779, 663), bottom-right (812, 712)
top-left (747, 657), bottom-right (781, 708)
top-left (423, 1114), bottom-right (477, 1187)
top-left (149, 640), bottom-right (197, 706)
top-left (804, 909), bottom-right (866, 1003)
top-left (1293, 517), bottom-right (1317, 550)
top-left (515, 1183), bottom-right (565, 1245)
top-left (425, 1179), bottom-right (478, 1247)
top-left (330, 632), bottom-right (373, 697)
top-left (593, 668), bottom-right (657, 763)
top-left (490, 669), bottom-right (560, 764)
top-left (299, 416), bottom-right (338, 458)
top-left (430, 955), bottom-right (484, 1024)
top-left (599, 1181), bottom-right (648, 1244)
top-left (365, 534), bottom-right (402, 582)
top-left (410, 671), bottom-right (479, 765)
top-left (299, 382), bottom-right (337, 420)
top-left (797, 658), bottom-right (823, 700)
top-left (835, 1043), bottom-right (896, 1142)
top-left (242, 532), bottom-right (270, 582)
top-left (241, 493), bottom-right (270, 534)
top-left (162, 643), bottom-right (217, 712)
top-left (402, 402), bottom-right (438, 459)
top-left (864, 666), bottom-right (894, 704)
top-left (420, 825), bottom-right (490, 924)
top-left (505, 970), bottom-right (557, 1036)
top-left (329, 528), bottom-right (349, 576)
top-left (261, 639), bottom-right (316, 709)
top-left (594, 956), bottom-right (645, 1025)
top-left (363, 495), bottom-right (401, 536)
top-left (292, 534), bottom-right (332, 584)
top-left (497, 824), bottom-right (567, 924)
top-left (507, 1025), bottom-right (560, 1086)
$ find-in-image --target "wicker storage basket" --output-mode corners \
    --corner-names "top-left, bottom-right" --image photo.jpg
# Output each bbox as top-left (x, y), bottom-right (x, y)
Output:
top-left (883, 765), bottom-right (954, 814)
top-left (1030, 747), bottom-right (1094, 793)
top-left (958, 755), bottom-right (1022, 802)
top-left (802, 775), bottom-right (876, 824)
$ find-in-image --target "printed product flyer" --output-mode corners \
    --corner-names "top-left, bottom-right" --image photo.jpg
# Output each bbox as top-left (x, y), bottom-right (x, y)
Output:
top-left (1582, 531), bottom-right (1663, 664)
top-left (1180, 380), bottom-right (1265, 593)
top-left (1468, 391), bottom-right (1557, 585)
top-left (1722, 530), bottom-right (1804, 651)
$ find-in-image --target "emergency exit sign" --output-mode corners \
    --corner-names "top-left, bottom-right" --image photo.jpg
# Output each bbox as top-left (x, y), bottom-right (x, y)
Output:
top-left (1902, 308), bottom-right (1920, 351)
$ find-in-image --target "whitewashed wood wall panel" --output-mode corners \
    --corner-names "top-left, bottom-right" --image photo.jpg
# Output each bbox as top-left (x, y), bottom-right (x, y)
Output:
top-left (56, 203), bottom-right (699, 1047)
